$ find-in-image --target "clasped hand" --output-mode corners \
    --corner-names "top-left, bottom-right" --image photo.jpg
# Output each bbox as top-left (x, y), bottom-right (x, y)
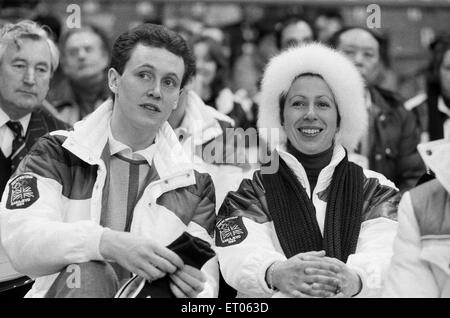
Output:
top-left (269, 250), bottom-right (361, 298)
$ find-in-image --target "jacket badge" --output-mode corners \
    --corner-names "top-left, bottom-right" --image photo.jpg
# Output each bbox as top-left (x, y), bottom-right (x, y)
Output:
top-left (6, 174), bottom-right (39, 210)
top-left (215, 216), bottom-right (248, 247)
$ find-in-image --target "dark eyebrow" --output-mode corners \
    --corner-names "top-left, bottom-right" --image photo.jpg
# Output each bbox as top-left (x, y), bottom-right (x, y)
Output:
top-left (137, 63), bottom-right (180, 80)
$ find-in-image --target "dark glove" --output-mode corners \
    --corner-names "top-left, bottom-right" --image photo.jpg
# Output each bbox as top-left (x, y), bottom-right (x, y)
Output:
top-left (116, 232), bottom-right (215, 298)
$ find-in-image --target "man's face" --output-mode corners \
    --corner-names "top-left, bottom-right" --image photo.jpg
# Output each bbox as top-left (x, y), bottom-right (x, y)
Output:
top-left (337, 29), bottom-right (381, 84)
top-left (63, 30), bottom-right (109, 81)
top-left (281, 21), bottom-right (313, 50)
top-left (109, 44), bottom-right (185, 131)
top-left (0, 38), bottom-right (52, 119)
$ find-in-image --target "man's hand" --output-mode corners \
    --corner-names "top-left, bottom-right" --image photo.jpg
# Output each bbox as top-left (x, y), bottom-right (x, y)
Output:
top-left (99, 230), bottom-right (184, 281)
top-left (169, 265), bottom-right (206, 298)
top-left (268, 251), bottom-right (340, 297)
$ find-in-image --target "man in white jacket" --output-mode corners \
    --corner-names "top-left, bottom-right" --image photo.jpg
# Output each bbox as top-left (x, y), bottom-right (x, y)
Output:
top-left (0, 23), bottom-right (218, 298)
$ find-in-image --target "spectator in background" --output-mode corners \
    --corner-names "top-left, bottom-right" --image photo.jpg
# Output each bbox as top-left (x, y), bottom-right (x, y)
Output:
top-left (275, 16), bottom-right (314, 50)
top-left (371, 32), bottom-right (399, 92)
top-left (0, 20), bottom-right (69, 297)
top-left (191, 35), bottom-right (252, 129)
top-left (0, 20), bottom-right (69, 199)
top-left (330, 26), bottom-right (424, 191)
top-left (405, 34), bottom-right (450, 142)
top-left (47, 24), bottom-right (110, 125)
top-left (314, 8), bottom-right (343, 44)
top-left (231, 22), bottom-right (278, 100)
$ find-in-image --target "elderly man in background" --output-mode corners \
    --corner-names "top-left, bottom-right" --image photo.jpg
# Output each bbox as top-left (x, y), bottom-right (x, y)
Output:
top-left (0, 20), bottom-right (69, 297)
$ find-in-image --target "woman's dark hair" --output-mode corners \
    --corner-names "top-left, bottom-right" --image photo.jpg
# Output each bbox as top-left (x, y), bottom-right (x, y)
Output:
top-left (278, 73), bottom-right (341, 127)
top-left (60, 23), bottom-right (111, 55)
top-left (425, 34), bottom-right (450, 140)
top-left (110, 23), bottom-right (196, 89)
top-left (328, 26), bottom-right (391, 68)
top-left (190, 35), bottom-right (229, 101)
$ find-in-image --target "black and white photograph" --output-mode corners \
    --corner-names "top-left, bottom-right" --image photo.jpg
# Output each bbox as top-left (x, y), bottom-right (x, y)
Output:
top-left (0, 0), bottom-right (449, 304)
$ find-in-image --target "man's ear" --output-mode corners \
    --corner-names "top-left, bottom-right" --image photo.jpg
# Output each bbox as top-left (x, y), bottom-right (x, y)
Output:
top-left (108, 68), bottom-right (120, 94)
top-left (174, 88), bottom-right (185, 110)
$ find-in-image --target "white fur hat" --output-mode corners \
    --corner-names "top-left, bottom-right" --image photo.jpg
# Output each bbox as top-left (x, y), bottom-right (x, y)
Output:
top-left (258, 42), bottom-right (367, 151)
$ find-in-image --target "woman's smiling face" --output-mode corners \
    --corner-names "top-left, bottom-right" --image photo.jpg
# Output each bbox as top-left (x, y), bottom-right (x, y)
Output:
top-left (283, 74), bottom-right (339, 155)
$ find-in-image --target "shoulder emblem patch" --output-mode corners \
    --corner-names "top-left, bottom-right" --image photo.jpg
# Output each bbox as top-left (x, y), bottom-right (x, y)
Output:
top-left (6, 174), bottom-right (39, 210)
top-left (215, 216), bottom-right (248, 247)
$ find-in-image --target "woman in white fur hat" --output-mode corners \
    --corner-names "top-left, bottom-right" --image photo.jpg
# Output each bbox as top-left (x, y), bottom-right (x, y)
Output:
top-left (214, 43), bottom-right (399, 298)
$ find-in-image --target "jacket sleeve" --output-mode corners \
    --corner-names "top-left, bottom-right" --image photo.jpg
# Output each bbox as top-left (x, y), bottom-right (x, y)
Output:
top-left (0, 172), bottom-right (106, 278)
top-left (346, 171), bottom-right (399, 297)
top-left (185, 172), bottom-right (219, 298)
top-left (396, 108), bottom-right (425, 191)
top-left (215, 171), bottom-right (286, 297)
top-left (382, 192), bottom-right (439, 297)
top-left (0, 136), bottom-right (106, 278)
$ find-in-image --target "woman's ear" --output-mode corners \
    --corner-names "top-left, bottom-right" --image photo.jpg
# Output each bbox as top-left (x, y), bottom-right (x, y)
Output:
top-left (108, 68), bottom-right (120, 95)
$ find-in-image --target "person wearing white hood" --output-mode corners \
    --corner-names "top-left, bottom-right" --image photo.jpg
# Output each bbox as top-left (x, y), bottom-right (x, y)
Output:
top-left (168, 87), bottom-right (254, 209)
top-left (383, 138), bottom-right (450, 297)
top-left (215, 43), bottom-right (399, 298)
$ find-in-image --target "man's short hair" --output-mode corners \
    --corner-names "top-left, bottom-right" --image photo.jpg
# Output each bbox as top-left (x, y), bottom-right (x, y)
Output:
top-left (59, 23), bottom-right (111, 55)
top-left (110, 23), bottom-right (196, 89)
top-left (0, 20), bottom-right (59, 72)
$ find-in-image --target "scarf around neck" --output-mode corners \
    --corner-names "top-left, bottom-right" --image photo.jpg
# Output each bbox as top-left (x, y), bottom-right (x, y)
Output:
top-left (262, 151), bottom-right (364, 262)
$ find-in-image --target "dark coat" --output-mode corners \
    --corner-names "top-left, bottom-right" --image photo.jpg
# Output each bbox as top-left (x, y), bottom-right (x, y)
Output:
top-left (0, 106), bottom-right (70, 196)
top-left (367, 86), bottom-right (425, 191)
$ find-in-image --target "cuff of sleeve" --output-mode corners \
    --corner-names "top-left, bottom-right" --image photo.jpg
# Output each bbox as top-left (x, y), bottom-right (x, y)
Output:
top-left (87, 225), bottom-right (108, 261)
top-left (258, 255), bottom-right (286, 295)
top-left (346, 264), bottom-right (368, 298)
